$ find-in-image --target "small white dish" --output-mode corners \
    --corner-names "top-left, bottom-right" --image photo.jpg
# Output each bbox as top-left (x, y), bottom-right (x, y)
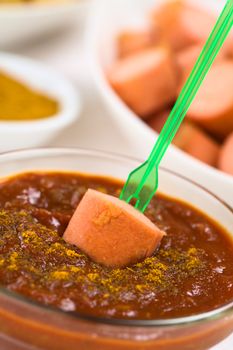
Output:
top-left (0, 52), bottom-right (81, 151)
top-left (86, 0), bottom-right (233, 207)
top-left (0, 0), bottom-right (87, 49)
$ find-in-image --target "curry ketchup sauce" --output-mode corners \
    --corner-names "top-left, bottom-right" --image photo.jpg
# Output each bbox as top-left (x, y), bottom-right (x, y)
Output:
top-left (0, 172), bottom-right (232, 350)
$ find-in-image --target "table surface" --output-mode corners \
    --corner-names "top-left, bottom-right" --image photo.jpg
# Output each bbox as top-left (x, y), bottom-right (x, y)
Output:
top-left (10, 12), bottom-right (233, 350)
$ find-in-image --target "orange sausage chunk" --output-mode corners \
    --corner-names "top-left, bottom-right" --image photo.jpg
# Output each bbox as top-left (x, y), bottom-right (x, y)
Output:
top-left (174, 122), bottom-right (220, 167)
top-left (117, 29), bottom-right (157, 58)
top-left (152, 1), bottom-right (215, 51)
top-left (63, 189), bottom-right (165, 268)
top-left (153, 1), bottom-right (233, 55)
top-left (184, 61), bottom-right (233, 138)
top-left (147, 110), bottom-right (170, 132)
top-left (218, 132), bottom-right (233, 175)
top-left (109, 47), bottom-right (177, 118)
top-left (176, 44), bottom-right (224, 80)
top-left (148, 114), bottom-right (219, 166)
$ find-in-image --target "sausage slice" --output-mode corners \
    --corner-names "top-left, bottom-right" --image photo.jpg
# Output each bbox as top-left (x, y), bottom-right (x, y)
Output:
top-left (147, 110), bottom-right (170, 132)
top-left (117, 29), bottom-right (157, 58)
top-left (63, 189), bottom-right (165, 268)
top-left (109, 47), bottom-right (177, 118)
top-left (152, 1), bottom-right (216, 51)
top-left (174, 122), bottom-right (220, 167)
top-left (152, 1), bottom-right (233, 54)
top-left (176, 44), bottom-right (224, 81)
top-left (184, 61), bottom-right (233, 138)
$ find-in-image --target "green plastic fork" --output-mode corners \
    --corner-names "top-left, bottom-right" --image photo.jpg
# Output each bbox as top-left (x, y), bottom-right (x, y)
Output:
top-left (120, 0), bottom-right (233, 213)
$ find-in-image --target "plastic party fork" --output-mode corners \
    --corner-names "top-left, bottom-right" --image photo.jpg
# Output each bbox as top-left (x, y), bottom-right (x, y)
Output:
top-left (120, 0), bottom-right (233, 213)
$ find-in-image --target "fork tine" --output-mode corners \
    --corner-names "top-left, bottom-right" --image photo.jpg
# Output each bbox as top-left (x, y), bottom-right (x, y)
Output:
top-left (120, 161), bottom-right (148, 202)
top-left (134, 166), bottom-right (159, 212)
top-left (120, 161), bottom-right (158, 212)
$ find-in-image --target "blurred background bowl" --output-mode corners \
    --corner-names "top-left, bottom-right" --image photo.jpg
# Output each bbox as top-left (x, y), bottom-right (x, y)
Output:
top-left (86, 0), bottom-right (233, 207)
top-left (0, 0), bottom-right (87, 49)
top-left (0, 52), bottom-right (81, 151)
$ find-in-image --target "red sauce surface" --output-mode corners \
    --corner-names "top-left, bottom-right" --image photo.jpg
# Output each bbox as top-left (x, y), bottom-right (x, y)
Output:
top-left (0, 172), bottom-right (232, 320)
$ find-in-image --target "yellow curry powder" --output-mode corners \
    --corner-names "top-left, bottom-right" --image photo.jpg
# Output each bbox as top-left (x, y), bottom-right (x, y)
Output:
top-left (0, 209), bottom-right (205, 299)
top-left (8, 251), bottom-right (19, 271)
top-left (0, 71), bottom-right (59, 121)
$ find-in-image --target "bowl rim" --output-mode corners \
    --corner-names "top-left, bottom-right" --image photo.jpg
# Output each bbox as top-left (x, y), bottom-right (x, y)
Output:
top-left (0, 53), bottom-right (81, 131)
top-left (0, 146), bottom-right (232, 328)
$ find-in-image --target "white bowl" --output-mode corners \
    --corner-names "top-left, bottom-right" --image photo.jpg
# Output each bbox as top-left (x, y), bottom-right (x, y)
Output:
top-left (0, 52), bottom-right (81, 151)
top-left (0, 0), bottom-right (87, 49)
top-left (86, 0), bottom-right (233, 207)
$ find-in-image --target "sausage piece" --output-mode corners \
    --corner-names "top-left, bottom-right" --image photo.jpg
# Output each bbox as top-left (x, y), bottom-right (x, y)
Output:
top-left (148, 112), bottom-right (219, 166)
top-left (174, 122), bottom-right (220, 167)
top-left (147, 110), bottom-right (170, 132)
top-left (184, 61), bottom-right (233, 138)
top-left (152, 1), bottom-right (233, 55)
top-left (109, 47), bottom-right (177, 118)
top-left (218, 132), bottom-right (233, 175)
top-left (176, 44), bottom-right (224, 81)
top-left (152, 1), bottom-right (216, 51)
top-left (63, 189), bottom-right (165, 268)
top-left (117, 29), bottom-right (157, 58)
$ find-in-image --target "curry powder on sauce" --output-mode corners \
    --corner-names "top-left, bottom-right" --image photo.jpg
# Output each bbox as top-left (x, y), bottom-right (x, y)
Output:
top-left (0, 172), bottom-right (232, 320)
top-left (0, 71), bottom-right (59, 121)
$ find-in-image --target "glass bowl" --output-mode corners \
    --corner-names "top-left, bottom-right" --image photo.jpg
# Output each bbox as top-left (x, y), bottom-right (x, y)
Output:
top-left (0, 148), bottom-right (232, 350)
